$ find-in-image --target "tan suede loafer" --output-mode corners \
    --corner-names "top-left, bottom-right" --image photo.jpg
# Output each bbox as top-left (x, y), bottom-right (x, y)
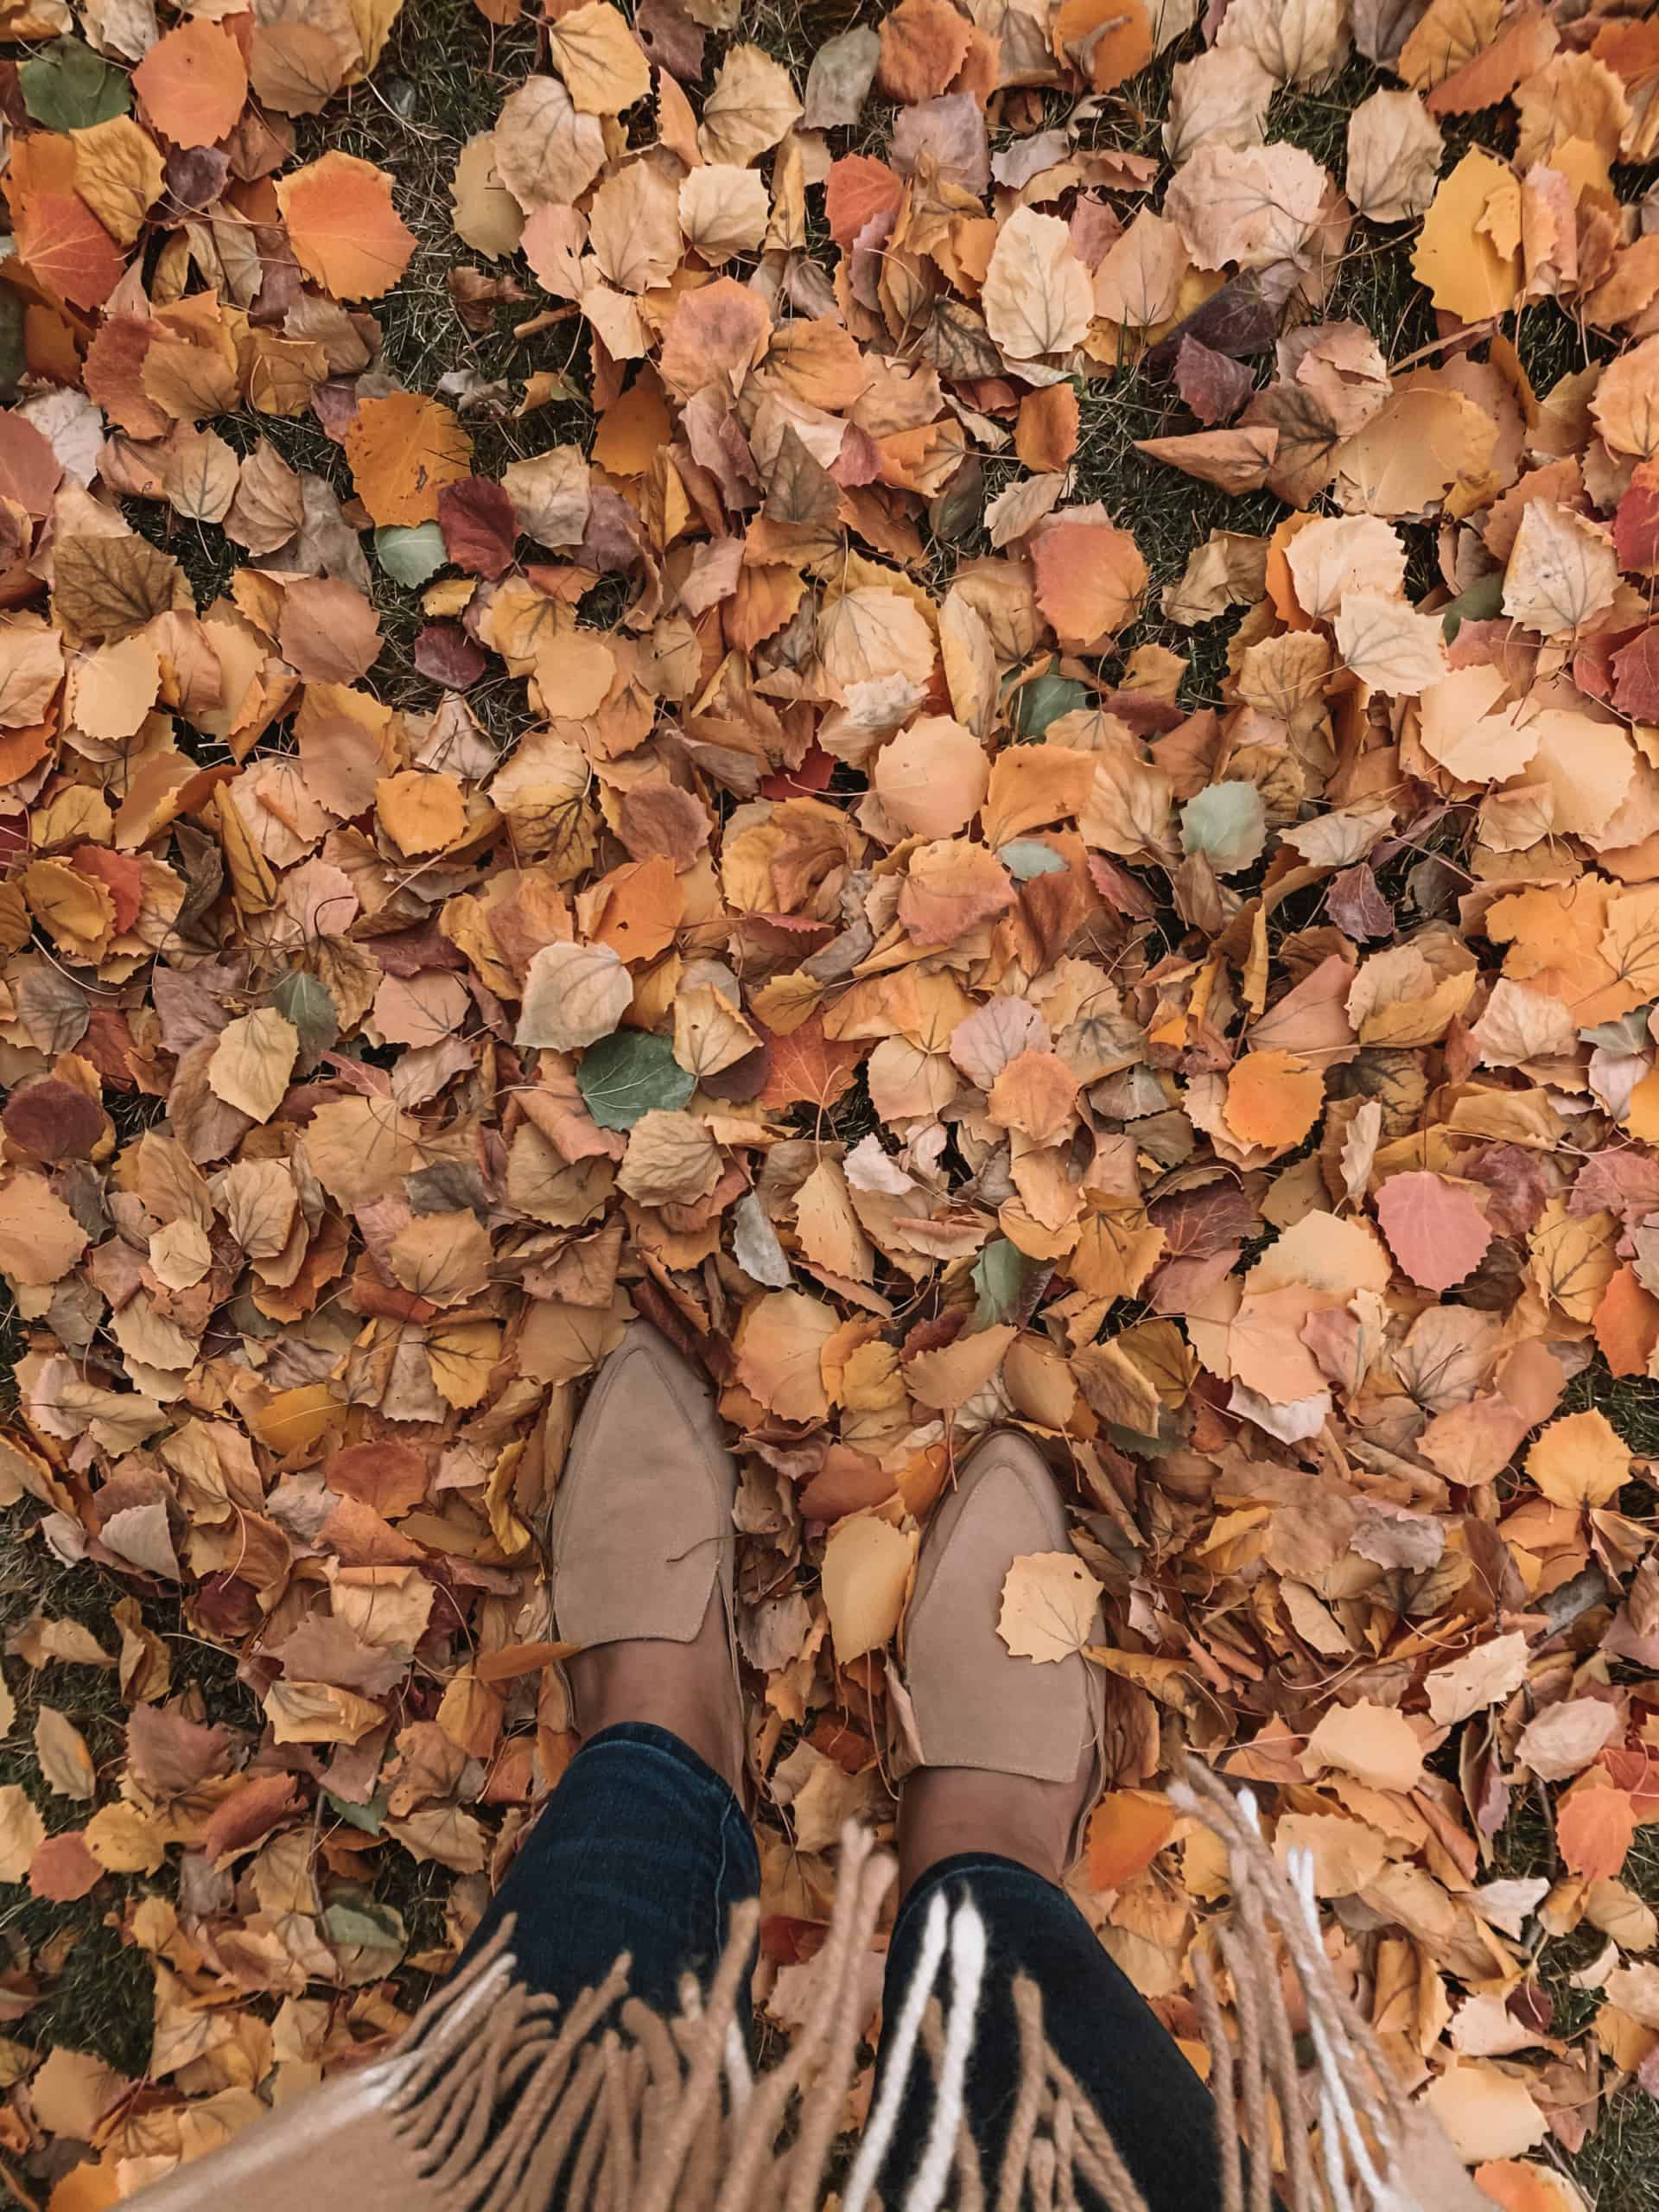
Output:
top-left (895, 1427), bottom-right (1106, 1866)
top-left (548, 1319), bottom-right (741, 1736)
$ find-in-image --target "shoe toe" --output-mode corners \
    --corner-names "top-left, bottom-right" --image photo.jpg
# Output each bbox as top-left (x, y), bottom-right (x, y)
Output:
top-left (550, 1321), bottom-right (736, 1649)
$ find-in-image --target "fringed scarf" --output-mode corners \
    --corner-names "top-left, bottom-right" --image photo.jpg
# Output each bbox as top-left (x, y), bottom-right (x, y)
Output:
top-left (122, 1761), bottom-right (1490, 2212)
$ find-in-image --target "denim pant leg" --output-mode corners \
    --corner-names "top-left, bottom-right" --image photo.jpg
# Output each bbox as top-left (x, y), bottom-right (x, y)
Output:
top-left (874, 1854), bottom-right (1224, 2212)
top-left (457, 1721), bottom-right (760, 2024)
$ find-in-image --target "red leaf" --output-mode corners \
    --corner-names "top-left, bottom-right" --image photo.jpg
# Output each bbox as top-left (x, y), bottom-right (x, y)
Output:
top-left (1615, 467), bottom-right (1659, 575)
top-left (1375, 1171), bottom-right (1493, 1293)
top-left (199, 1772), bottom-right (299, 1864)
top-left (1612, 627), bottom-right (1659, 719)
top-left (414, 622), bottom-right (488, 690)
top-left (438, 475), bottom-right (518, 580)
top-left (2, 1079), bottom-right (104, 1162)
top-left (824, 154), bottom-right (903, 248)
top-left (29, 1830), bottom-right (102, 1902)
top-left (1173, 334), bottom-right (1253, 426)
top-left (1326, 863), bottom-right (1394, 941)
top-left (760, 745), bottom-right (835, 799)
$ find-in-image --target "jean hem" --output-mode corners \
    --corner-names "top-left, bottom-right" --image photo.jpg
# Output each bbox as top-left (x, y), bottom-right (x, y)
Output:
top-left (577, 1721), bottom-right (758, 1880)
top-left (895, 1851), bottom-right (1065, 1940)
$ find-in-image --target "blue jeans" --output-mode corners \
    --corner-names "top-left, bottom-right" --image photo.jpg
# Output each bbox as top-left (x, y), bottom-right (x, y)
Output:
top-left (461, 1724), bottom-right (1221, 2209)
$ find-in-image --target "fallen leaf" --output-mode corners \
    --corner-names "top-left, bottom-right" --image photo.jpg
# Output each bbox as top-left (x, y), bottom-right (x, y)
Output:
top-left (997, 1552), bottom-right (1103, 1664)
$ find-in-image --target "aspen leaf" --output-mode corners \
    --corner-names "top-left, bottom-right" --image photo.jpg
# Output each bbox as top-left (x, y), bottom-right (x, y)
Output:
top-left (1224, 1051), bottom-right (1325, 1150)
top-left (821, 1515), bottom-right (917, 1664)
top-left (277, 152), bottom-right (416, 301)
top-left (906, 1323), bottom-right (1018, 1409)
top-left (1556, 1787), bottom-right (1637, 1882)
top-left (1375, 1172), bottom-right (1493, 1293)
top-left (874, 715), bottom-right (988, 840)
top-left (982, 208), bottom-right (1094, 364)
top-left (388, 1212), bottom-right (493, 1306)
top-left (34, 1706), bottom-right (96, 1800)
top-left (131, 16), bottom-right (247, 148)
top-left (494, 75), bottom-right (607, 210)
top-left (1412, 148), bottom-right (1521, 320)
top-left (0, 1172), bottom-right (90, 1286)
top-left (997, 1552), bottom-right (1103, 1664)
top-left (1502, 501), bottom-right (1619, 638)
top-left (1345, 87), bottom-right (1442, 221)
top-left (1304, 1699), bottom-right (1424, 1792)
top-left (1165, 140), bottom-right (1327, 270)
top-left (697, 44), bottom-right (800, 167)
top-left (1525, 1408), bottom-right (1630, 1509)
top-left (545, 0), bottom-right (650, 114)
top-left (0, 1783), bottom-right (46, 1882)
top-left (346, 391), bottom-right (474, 526)
top-left (1032, 520), bottom-right (1147, 648)
top-left (1086, 1791), bottom-right (1175, 1891)
top-left (1333, 589), bottom-right (1447, 695)
top-left (1422, 2063), bottom-right (1548, 2164)
top-left (736, 1289), bottom-right (836, 1422)
top-left (1424, 1632), bottom-right (1530, 1726)
top-left (516, 940), bottom-right (632, 1052)
top-left (1515, 1700), bottom-right (1620, 1783)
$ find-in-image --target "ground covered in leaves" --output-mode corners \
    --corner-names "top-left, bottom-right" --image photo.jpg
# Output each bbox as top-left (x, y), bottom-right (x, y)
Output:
top-left (4, 0), bottom-right (1659, 2204)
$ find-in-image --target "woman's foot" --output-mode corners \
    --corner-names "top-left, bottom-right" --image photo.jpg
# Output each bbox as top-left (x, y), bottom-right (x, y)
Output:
top-left (893, 1429), bottom-right (1103, 1897)
top-left (550, 1321), bottom-right (745, 1796)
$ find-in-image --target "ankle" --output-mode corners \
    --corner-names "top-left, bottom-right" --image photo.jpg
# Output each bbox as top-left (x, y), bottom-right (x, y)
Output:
top-left (567, 1626), bottom-right (743, 1797)
top-left (898, 1768), bottom-right (1069, 1897)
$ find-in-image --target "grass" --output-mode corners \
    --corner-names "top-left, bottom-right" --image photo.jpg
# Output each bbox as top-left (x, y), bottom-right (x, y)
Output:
top-left (1488, 1792), bottom-right (1659, 2209)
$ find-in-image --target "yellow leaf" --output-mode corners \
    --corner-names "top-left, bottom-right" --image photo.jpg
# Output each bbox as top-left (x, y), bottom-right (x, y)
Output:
top-left (1412, 149), bottom-right (1521, 322)
top-left (821, 1515), bottom-right (917, 1664)
top-left (997, 1551), bottom-right (1102, 1664)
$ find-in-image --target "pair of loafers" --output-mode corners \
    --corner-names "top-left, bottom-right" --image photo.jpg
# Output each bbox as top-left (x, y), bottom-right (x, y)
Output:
top-left (549, 1322), bottom-right (1104, 1862)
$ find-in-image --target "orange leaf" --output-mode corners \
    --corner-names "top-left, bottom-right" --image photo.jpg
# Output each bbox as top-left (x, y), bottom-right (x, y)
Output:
top-left (1593, 1263), bottom-right (1659, 1377)
top-left (1086, 1789), bottom-right (1175, 1891)
top-left (276, 151), bottom-right (417, 302)
top-left (1472, 2164), bottom-right (1587, 2212)
top-left (1223, 1050), bottom-right (1325, 1150)
top-left (1014, 383), bottom-right (1080, 472)
top-left (756, 1016), bottom-right (863, 1109)
top-left (876, 0), bottom-right (970, 103)
top-left (1031, 519), bottom-right (1148, 649)
top-left (1556, 1783), bottom-right (1637, 1880)
top-left (16, 194), bottom-right (124, 311)
top-left (132, 16), bottom-right (248, 149)
top-left (1052, 0), bottom-right (1152, 89)
top-left (345, 390), bottom-right (474, 525)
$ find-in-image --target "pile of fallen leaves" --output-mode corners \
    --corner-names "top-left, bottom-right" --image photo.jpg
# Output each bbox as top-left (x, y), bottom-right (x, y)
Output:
top-left (6, 0), bottom-right (1659, 2197)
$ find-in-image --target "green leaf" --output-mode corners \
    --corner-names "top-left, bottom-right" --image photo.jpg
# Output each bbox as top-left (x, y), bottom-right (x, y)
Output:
top-left (997, 838), bottom-right (1068, 880)
top-left (972, 1236), bottom-right (1049, 1328)
top-left (19, 37), bottom-right (130, 128)
top-left (1180, 781), bottom-right (1266, 876)
top-left (374, 523), bottom-right (448, 588)
top-left (1439, 572), bottom-right (1503, 645)
top-left (1014, 664), bottom-right (1089, 741)
top-left (270, 969), bottom-right (339, 1068)
top-left (322, 1896), bottom-right (406, 1952)
top-left (322, 1789), bottom-right (387, 1835)
top-left (576, 1030), bottom-right (694, 1130)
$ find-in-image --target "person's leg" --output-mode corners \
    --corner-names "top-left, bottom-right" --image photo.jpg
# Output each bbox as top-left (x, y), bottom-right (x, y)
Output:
top-left (458, 1714), bottom-right (757, 2018)
top-left (876, 1853), bottom-right (1221, 2211)
top-left (873, 1430), bottom-right (1224, 2209)
top-left (458, 1322), bottom-right (754, 2022)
